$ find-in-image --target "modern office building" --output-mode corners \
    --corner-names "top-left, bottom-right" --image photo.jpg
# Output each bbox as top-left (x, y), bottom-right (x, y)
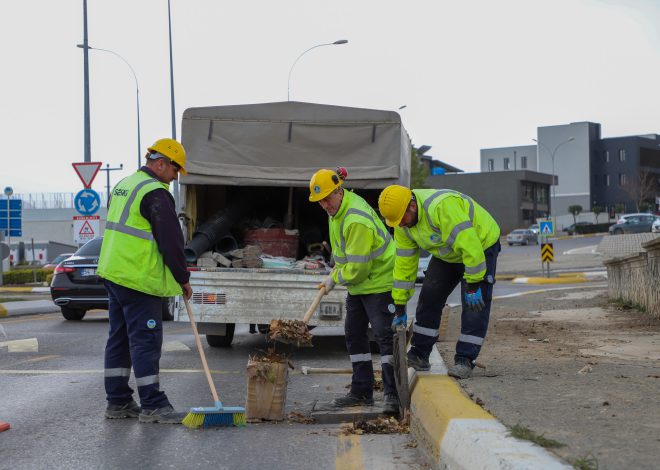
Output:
top-left (480, 122), bottom-right (660, 215)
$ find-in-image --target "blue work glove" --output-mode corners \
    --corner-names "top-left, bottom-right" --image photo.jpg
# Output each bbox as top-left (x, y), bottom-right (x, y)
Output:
top-left (464, 283), bottom-right (486, 312)
top-left (389, 304), bottom-right (407, 330)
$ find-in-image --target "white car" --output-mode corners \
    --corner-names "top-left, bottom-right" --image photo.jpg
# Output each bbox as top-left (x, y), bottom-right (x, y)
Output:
top-left (652, 218), bottom-right (660, 233)
top-left (616, 213), bottom-right (652, 224)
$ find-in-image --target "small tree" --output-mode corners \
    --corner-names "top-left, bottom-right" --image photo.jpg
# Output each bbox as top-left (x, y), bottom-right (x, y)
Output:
top-left (568, 205), bottom-right (583, 225)
top-left (410, 146), bottom-right (430, 188)
top-left (614, 203), bottom-right (625, 217)
top-left (592, 206), bottom-right (602, 224)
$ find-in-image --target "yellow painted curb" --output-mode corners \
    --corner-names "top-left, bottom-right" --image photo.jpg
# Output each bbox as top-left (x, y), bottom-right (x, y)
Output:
top-left (0, 304), bottom-right (7, 317)
top-left (0, 287), bottom-right (35, 293)
top-left (495, 274), bottom-right (517, 281)
top-left (335, 434), bottom-right (363, 470)
top-left (520, 276), bottom-right (586, 284)
top-left (410, 375), bottom-right (493, 462)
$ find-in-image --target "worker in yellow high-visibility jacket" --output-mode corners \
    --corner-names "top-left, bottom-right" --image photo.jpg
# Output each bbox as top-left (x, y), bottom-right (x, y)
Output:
top-left (378, 185), bottom-right (501, 379)
top-left (310, 167), bottom-right (399, 414)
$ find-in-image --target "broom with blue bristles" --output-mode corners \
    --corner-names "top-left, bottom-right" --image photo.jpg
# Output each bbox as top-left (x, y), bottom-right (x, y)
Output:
top-left (182, 296), bottom-right (246, 429)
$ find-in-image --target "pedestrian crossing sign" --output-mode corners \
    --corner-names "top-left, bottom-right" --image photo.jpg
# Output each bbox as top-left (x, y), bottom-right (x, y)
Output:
top-left (539, 221), bottom-right (554, 237)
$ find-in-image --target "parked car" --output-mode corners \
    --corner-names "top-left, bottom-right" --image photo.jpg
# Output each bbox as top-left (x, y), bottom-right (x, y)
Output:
top-left (609, 215), bottom-right (659, 235)
top-left (50, 237), bottom-right (175, 321)
top-left (506, 229), bottom-right (538, 246)
top-left (652, 218), bottom-right (660, 233)
top-left (562, 221), bottom-right (593, 235)
top-left (43, 253), bottom-right (74, 270)
top-left (616, 213), bottom-right (652, 225)
top-left (528, 224), bottom-right (540, 235)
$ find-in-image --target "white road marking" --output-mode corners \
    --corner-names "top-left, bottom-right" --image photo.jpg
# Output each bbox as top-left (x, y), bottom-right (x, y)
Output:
top-left (562, 245), bottom-right (598, 255)
top-left (162, 341), bottom-right (190, 352)
top-left (0, 338), bottom-right (39, 352)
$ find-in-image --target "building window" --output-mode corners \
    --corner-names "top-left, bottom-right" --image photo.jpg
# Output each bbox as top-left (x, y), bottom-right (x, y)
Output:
top-left (605, 174), bottom-right (610, 186)
top-left (619, 173), bottom-right (627, 186)
top-left (536, 186), bottom-right (548, 204)
top-left (487, 159), bottom-right (494, 171)
top-left (504, 158), bottom-right (510, 170)
top-left (522, 182), bottom-right (534, 202)
top-left (521, 156), bottom-right (527, 169)
top-left (619, 149), bottom-right (626, 161)
top-left (603, 150), bottom-right (609, 162)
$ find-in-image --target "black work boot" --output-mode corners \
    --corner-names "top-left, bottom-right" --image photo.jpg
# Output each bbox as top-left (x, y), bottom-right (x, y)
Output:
top-left (138, 405), bottom-right (186, 424)
top-left (332, 392), bottom-right (374, 408)
top-left (448, 356), bottom-right (474, 379)
top-left (406, 350), bottom-right (430, 371)
top-left (105, 400), bottom-right (141, 419)
top-left (383, 393), bottom-right (400, 415)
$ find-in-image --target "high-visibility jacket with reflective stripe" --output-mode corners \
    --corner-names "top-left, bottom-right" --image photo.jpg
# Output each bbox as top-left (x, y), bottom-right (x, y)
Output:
top-left (392, 189), bottom-right (500, 305)
top-left (97, 171), bottom-right (182, 297)
top-left (329, 190), bottom-right (395, 295)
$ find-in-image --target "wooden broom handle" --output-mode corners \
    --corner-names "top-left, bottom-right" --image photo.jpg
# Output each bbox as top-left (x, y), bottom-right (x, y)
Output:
top-left (302, 287), bottom-right (327, 324)
top-left (184, 296), bottom-right (220, 403)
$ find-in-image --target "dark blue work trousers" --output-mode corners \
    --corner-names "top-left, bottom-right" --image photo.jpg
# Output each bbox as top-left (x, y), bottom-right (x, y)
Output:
top-left (344, 291), bottom-right (396, 398)
top-left (410, 241), bottom-right (500, 363)
top-left (103, 279), bottom-right (170, 410)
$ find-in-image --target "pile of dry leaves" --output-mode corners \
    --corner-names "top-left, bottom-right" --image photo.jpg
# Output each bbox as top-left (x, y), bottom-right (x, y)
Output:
top-left (268, 319), bottom-right (313, 347)
top-left (341, 417), bottom-right (409, 435)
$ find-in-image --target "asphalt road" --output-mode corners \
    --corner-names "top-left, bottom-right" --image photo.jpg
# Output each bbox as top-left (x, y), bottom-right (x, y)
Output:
top-left (0, 235), bottom-right (607, 469)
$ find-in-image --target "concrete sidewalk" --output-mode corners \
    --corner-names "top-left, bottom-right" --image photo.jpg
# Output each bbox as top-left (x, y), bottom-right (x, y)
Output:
top-left (0, 300), bottom-right (60, 318)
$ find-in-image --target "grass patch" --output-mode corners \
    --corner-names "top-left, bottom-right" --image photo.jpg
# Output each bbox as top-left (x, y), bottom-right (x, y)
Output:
top-left (610, 297), bottom-right (647, 313)
top-left (0, 297), bottom-right (29, 303)
top-left (509, 424), bottom-right (565, 448)
top-left (573, 453), bottom-right (598, 470)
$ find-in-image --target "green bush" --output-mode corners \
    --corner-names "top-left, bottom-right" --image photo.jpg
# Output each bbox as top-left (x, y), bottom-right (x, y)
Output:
top-left (3, 268), bottom-right (51, 285)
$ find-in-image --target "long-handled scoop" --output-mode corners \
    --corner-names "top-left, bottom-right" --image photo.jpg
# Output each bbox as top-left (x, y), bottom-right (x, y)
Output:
top-left (268, 287), bottom-right (327, 347)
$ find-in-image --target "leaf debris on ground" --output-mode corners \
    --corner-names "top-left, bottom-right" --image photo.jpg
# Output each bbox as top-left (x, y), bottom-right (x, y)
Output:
top-left (341, 416), bottom-right (410, 435)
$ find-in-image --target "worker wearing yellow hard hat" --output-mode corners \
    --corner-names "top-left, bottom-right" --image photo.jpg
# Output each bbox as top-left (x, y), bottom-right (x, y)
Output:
top-left (309, 167), bottom-right (400, 415)
top-left (378, 185), bottom-right (501, 379)
top-left (98, 137), bottom-right (192, 424)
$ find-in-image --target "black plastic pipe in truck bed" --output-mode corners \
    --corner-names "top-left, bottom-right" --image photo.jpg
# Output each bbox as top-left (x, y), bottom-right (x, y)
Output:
top-left (184, 203), bottom-right (249, 262)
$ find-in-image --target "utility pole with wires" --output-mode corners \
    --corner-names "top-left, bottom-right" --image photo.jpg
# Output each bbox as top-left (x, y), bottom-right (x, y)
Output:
top-left (101, 163), bottom-right (124, 206)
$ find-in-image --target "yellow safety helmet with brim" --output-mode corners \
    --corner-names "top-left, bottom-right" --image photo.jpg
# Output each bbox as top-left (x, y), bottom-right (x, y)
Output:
top-left (378, 185), bottom-right (412, 227)
top-left (147, 138), bottom-right (188, 175)
top-left (309, 168), bottom-right (345, 202)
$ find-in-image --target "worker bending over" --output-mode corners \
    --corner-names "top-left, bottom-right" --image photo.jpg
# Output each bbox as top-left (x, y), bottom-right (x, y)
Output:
top-left (378, 186), bottom-right (500, 379)
top-left (310, 168), bottom-right (399, 414)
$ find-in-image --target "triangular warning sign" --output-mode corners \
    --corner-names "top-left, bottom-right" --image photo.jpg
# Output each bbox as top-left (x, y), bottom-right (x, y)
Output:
top-left (542, 225), bottom-right (552, 235)
top-left (72, 162), bottom-right (102, 189)
top-left (79, 220), bottom-right (95, 236)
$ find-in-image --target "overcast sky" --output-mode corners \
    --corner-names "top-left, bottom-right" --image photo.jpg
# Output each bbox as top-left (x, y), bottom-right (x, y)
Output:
top-left (4, 0), bottom-right (660, 196)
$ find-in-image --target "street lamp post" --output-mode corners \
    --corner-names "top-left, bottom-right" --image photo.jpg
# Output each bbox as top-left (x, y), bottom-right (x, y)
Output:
top-left (287, 39), bottom-right (348, 101)
top-left (77, 45), bottom-right (141, 170)
top-left (532, 137), bottom-right (574, 218)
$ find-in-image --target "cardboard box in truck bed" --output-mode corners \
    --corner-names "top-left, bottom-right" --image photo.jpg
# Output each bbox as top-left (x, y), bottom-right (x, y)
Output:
top-left (175, 101), bottom-right (410, 347)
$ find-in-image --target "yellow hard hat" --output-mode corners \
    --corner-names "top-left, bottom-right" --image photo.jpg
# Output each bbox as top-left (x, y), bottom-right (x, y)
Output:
top-left (378, 185), bottom-right (412, 227)
top-left (309, 168), bottom-right (345, 202)
top-left (148, 138), bottom-right (188, 175)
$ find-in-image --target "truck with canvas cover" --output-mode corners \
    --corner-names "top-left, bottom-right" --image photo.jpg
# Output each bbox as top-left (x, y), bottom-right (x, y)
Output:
top-left (175, 101), bottom-right (410, 347)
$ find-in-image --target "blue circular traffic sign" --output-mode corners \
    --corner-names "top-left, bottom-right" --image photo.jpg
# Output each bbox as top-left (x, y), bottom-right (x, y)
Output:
top-left (74, 189), bottom-right (101, 215)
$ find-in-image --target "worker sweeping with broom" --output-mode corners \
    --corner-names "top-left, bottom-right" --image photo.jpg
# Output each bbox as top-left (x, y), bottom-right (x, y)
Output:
top-left (309, 168), bottom-right (400, 414)
top-left (98, 138), bottom-right (192, 424)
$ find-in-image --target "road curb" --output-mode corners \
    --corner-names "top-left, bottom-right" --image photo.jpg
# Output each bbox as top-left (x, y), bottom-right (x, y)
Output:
top-left (0, 300), bottom-right (60, 318)
top-left (512, 270), bottom-right (607, 284)
top-left (0, 286), bottom-right (50, 293)
top-left (409, 348), bottom-right (571, 469)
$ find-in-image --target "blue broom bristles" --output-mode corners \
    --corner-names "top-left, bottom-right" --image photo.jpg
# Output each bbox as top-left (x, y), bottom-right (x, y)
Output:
top-left (182, 401), bottom-right (246, 429)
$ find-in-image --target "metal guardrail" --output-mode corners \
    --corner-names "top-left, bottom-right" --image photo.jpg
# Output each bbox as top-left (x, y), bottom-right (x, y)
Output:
top-left (11, 193), bottom-right (109, 209)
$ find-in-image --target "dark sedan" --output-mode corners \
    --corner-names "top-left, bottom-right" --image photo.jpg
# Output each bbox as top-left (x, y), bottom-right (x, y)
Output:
top-left (50, 237), bottom-right (175, 321)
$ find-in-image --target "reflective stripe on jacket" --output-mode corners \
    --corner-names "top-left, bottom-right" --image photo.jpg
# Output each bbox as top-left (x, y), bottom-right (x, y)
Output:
top-left (97, 171), bottom-right (182, 297)
top-left (329, 190), bottom-right (395, 295)
top-left (392, 189), bottom-right (500, 304)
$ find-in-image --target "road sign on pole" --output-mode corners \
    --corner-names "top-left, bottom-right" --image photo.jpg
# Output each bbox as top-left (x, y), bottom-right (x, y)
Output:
top-left (541, 243), bottom-right (554, 263)
top-left (72, 162), bottom-right (102, 189)
top-left (74, 189), bottom-right (101, 215)
top-left (540, 221), bottom-right (554, 237)
top-left (0, 199), bottom-right (22, 237)
top-left (73, 215), bottom-right (100, 244)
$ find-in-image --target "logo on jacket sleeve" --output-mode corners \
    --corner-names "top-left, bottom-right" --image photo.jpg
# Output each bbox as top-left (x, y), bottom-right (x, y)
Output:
top-left (430, 234), bottom-right (440, 243)
top-left (147, 319), bottom-right (156, 329)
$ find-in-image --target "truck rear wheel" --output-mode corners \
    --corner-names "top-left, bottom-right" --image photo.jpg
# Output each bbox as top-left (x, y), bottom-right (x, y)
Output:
top-left (206, 324), bottom-right (235, 347)
top-left (162, 297), bottom-right (175, 322)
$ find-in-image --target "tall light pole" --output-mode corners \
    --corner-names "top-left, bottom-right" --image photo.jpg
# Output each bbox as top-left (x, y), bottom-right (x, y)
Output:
top-left (532, 137), bottom-right (574, 217)
top-left (82, 0), bottom-right (91, 163)
top-left (77, 45), bottom-right (141, 170)
top-left (287, 39), bottom-right (348, 101)
top-left (167, 0), bottom-right (179, 209)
